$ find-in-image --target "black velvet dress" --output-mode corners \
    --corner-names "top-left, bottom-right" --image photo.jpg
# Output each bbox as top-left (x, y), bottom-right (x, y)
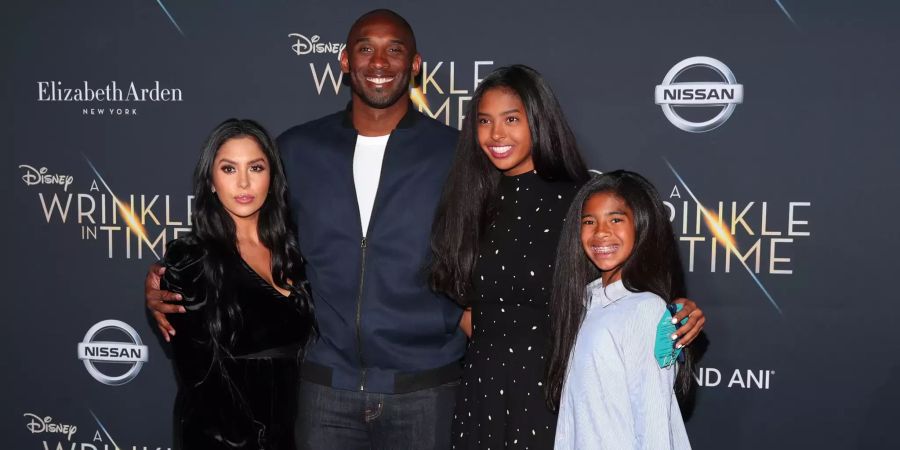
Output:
top-left (451, 171), bottom-right (580, 450)
top-left (162, 238), bottom-right (315, 450)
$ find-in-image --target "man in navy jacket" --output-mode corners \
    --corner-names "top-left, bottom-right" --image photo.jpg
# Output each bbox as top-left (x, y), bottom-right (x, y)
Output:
top-left (276, 9), bottom-right (466, 447)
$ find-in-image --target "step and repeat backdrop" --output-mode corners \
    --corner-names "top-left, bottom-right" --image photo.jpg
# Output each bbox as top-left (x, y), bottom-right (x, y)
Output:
top-left (4, 1), bottom-right (898, 449)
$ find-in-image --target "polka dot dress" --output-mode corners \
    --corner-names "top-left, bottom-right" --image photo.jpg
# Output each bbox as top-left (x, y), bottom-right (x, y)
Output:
top-left (451, 171), bottom-right (579, 450)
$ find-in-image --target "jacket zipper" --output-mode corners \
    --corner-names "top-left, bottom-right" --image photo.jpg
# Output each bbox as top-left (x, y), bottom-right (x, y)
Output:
top-left (352, 130), bottom-right (394, 392)
top-left (355, 236), bottom-right (368, 390)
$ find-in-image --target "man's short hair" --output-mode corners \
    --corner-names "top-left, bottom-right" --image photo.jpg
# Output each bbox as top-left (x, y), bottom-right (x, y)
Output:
top-left (346, 9), bottom-right (417, 53)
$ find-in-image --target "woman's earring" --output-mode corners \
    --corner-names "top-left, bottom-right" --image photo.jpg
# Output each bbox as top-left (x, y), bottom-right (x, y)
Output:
top-left (211, 186), bottom-right (216, 193)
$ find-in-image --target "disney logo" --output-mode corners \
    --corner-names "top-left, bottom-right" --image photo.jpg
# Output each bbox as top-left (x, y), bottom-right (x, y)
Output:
top-left (19, 164), bottom-right (74, 191)
top-left (24, 413), bottom-right (78, 441)
top-left (288, 33), bottom-right (345, 60)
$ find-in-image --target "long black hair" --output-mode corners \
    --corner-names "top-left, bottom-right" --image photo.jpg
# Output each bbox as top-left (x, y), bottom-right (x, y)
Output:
top-left (429, 65), bottom-right (589, 303)
top-left (545, 170), bottom-right (692, 410)
top-left (187, 118), bottom-right (312, 367)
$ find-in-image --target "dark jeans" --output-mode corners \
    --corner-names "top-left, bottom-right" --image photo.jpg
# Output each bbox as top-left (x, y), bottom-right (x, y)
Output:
top-left (295, 379), bottom-right (458, 450)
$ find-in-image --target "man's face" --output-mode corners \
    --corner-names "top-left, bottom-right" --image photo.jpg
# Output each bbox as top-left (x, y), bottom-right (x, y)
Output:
top-left (340, 15), bottom-right (421, 109)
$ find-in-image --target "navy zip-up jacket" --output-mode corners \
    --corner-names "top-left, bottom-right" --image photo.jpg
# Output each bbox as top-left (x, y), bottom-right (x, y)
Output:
top-left (277, 105), bottom-right (466, 394)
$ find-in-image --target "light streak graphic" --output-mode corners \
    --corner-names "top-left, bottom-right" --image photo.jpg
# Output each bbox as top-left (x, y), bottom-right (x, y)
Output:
top-left (89, 410), bottom-right (121, 450)
top-left (155, 0), bottom-right (185, 36)
top-left (663, 158), bottom-right (784, 315)
top-left (409, 85), bottom-right (430, 110)
top-left (700, 209), bottom-right (738, 251)
top-left (83, 155), bottom-right (160, 259)
top-left (773, 0), bottom-right (798, 28)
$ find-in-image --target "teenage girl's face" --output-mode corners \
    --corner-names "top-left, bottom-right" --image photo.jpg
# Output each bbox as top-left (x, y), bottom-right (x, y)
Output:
top-left (476, 87), bottom-right (535, 176)
top-left (581, 191), bottom-right (635, 285)
top-left (211, 136), bottom-right (271, 223)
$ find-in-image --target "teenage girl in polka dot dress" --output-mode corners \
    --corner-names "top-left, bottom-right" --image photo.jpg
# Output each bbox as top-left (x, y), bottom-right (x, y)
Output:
top-left (430, 65), bottom-right (589, 449)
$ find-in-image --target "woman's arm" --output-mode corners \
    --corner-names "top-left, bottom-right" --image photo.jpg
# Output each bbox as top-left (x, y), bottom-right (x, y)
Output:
top-left (160, 239), bottom-right (215, 387)
top-left (459, 308), bottom-right (472, 338)
top-left (671, 298), bottom-right (705, 348)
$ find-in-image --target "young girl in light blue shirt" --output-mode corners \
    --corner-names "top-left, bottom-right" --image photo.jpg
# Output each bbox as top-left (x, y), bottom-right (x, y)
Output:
top-left (547, 170), bottom-right (693, 450)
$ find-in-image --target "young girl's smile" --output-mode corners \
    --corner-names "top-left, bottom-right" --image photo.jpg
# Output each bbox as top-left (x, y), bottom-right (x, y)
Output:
top-left (580, 191), bottom-right (635, 284)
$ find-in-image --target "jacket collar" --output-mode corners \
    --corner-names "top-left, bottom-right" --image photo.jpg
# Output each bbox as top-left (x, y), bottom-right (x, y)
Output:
top-left (340, 101), bottom-right (420, 130)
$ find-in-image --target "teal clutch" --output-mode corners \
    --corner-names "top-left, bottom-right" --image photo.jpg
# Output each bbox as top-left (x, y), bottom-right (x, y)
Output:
top-left (655, 303), bottom-right (688, 368)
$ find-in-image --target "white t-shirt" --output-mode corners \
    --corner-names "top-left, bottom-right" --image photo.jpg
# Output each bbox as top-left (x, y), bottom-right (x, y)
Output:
top-left (353, 134), bottom-right (389, 236)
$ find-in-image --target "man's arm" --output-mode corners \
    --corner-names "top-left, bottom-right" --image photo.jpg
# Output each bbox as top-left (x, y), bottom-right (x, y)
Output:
top-left (144, 263), bottom-right (185, 342)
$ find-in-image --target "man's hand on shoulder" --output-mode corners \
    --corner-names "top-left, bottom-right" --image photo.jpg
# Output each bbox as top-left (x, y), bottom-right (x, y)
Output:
top-left (145, 263), bottom-right (184, 342)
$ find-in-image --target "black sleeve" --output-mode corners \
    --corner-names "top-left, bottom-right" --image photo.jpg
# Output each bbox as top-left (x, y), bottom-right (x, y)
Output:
top-left (161, 238), bottom-right (215, 388)
top-left (161, 237), bottom-right (207, 310)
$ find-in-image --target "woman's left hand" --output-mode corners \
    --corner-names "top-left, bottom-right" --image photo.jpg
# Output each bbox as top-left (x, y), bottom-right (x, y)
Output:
top-left (671, 298), bottom-right (705, 349)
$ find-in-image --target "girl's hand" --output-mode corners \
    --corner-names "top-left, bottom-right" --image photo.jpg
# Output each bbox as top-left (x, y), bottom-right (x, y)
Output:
top-left (671, 298), bottom-right (705, 349)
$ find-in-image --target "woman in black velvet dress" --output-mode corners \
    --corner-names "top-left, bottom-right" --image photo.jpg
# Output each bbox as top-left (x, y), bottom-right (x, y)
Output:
top-left (161, 119), bottom-right (314, 450)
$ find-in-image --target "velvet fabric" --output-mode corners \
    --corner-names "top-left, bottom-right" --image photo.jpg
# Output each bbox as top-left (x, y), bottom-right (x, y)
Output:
top-left (162, 238), bottom-right (315, 450)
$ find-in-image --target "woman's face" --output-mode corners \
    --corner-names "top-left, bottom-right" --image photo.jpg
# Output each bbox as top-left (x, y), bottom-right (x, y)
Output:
top-left (476, 87), bottom-right (535, 176)
top-left (211, 136), bottom-right (271, 223)
top-left (580, 191), bottom-right (635, 284)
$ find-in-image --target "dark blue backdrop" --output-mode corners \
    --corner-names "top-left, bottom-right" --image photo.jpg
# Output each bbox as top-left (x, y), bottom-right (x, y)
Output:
top-left (4, 1), bottom-right (898, 449)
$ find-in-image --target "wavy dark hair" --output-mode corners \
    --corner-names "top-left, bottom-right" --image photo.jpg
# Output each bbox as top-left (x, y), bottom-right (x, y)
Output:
top-left (545, 170), bottom-right (692, 410)
top-left (429, 65), bottom-right (589, 303)
top-left (186, 118), bottom-right (312, 379)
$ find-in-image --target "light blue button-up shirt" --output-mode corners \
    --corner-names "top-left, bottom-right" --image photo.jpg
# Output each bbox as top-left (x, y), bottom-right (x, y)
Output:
top-left (554, 279), bottom-right (691, 450)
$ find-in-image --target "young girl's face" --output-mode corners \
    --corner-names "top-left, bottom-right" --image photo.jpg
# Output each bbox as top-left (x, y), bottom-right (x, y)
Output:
top-left (581, 191), bottom-right (635, 284)
top-left (476, 87), bottom-right (535, 176)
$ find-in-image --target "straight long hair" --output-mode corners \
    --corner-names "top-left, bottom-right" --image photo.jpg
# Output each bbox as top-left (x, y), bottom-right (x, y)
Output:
top-left (545, 170), bottom-right (692, 410)
top-left (429, 65), bottom-right (589, 303)
top-left (188, 119), bottom-right (312, 370)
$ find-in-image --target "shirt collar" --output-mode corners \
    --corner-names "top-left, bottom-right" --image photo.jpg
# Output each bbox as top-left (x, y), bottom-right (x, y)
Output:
top-left (587, 278), bottom-right (630, 308)
top-left (340, 101), bottom-right (420, 130)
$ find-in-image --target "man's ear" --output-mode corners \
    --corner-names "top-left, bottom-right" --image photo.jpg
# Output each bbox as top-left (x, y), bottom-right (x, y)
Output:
top-left (340, 49), bottom-right (350, 74)
top-left (411, 53), bottom-right (422, 78)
